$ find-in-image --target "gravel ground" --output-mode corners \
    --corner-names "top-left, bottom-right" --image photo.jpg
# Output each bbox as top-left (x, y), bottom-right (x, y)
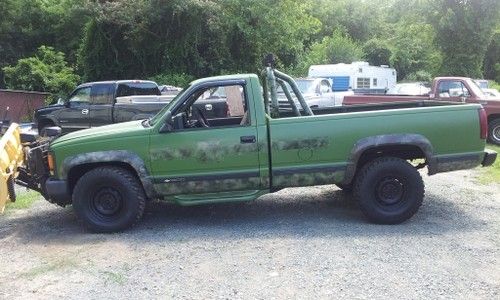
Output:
top-left (0, 169), bottom-right (498, 299)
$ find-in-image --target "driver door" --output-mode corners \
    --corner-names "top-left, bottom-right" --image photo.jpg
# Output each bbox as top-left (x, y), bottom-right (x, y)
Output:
top-left (57, 86), bottom-right (91, 132)
top-left (149, 81), bottom-right (262, 198)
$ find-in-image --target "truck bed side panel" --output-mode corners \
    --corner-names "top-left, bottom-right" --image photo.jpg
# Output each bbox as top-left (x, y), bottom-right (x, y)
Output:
top-left (268, 105), bottom-right (484, 189)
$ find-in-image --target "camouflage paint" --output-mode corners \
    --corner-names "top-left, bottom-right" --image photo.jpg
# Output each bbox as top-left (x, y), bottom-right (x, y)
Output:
top-left (272, 168), bottom-right (346, 189)
top-left (345, 134), bottom-right (434, 182)
top-left (154, 176), bottom-right (262, 195)
top-left (150, 141), bottom-right (265, 163)
top-left (60, 150), bottom-right (156, 198)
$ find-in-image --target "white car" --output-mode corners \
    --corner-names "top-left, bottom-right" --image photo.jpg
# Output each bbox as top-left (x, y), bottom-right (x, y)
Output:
top-left (482, 88), bottom-right (500, 98)
top-left (278, 78), bottom-right (353, 111)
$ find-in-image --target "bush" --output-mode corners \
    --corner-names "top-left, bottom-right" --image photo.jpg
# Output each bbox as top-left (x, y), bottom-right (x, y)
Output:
top-left (3, 46), bottom-right (80, 102)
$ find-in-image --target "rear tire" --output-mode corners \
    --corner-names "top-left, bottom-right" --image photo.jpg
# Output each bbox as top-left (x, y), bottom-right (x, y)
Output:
top-left (73, 167), bottom-right (146, 233)
top-left (353, 157), bottom-right (424, 224)
top-left (488, 119), bottom-right (500, 145)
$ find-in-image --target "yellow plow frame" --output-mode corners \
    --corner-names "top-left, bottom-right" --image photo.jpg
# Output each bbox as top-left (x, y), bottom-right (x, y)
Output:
top-left (0, 123), bottom-right (24, 213)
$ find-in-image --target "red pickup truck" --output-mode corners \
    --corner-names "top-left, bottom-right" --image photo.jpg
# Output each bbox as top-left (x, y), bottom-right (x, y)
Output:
top-left (343, 77), bottom-right (500, 145)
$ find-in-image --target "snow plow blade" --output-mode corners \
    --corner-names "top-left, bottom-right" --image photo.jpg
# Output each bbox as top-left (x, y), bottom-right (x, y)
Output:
top-left (0, 123), bottom-right (24, 213)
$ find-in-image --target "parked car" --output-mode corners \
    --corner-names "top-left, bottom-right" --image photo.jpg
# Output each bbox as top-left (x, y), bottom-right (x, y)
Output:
top-left (34, 80), bottom-right (172, 134)
top-left (343, 77), bottom-right (500, 145)
top-left (278, 78), bottom-right (353, 110)
top-left (16, 68), bottom-right (496, 232)
top-left (386, 82), bottom-right (431, 96)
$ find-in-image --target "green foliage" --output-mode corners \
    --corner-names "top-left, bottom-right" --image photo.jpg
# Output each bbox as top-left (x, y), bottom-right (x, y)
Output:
top-left (148, 73), bottom-right (195, 88)
top-left (363, 39), bottom-right (392, 66)
top-left (405, 71), bottom-right (433, 82)
top-left (484, 30), bottom-right (500, 81)
top-left (389, 23), bottom-right (442, 80)
top-left (296, 29), bottom-right (365, 75)
top-left (431, 0), bottom-right (500, 78)
top-left (0, 0), bottom-right (498, 86)
top-left (3, 46), bottom-right (80, 99)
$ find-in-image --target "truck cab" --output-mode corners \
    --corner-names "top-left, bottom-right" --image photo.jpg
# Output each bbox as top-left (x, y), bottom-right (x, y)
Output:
top-left (34, 80), bottom-right (163, 134)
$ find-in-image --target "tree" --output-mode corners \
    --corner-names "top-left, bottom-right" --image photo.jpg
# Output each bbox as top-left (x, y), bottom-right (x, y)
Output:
top-left (431, 0), bottom-right (500, 77)
top-left (389, 23), bottom-right (442, 80)
top-left (3, 46), bottom-right (80, 99)
top-left (296, 29), bottom-right (365, 75)
top-left (363, 39), bottom-right (392, 66)
top-left (484, 29), bottom-right (500, 81)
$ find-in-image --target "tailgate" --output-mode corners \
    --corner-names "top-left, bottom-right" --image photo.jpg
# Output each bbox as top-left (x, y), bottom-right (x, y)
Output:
top-left (0, 123), bottom-right (24, 213)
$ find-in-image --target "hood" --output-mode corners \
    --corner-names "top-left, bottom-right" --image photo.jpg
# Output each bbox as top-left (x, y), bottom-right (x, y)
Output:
top-left (51, 120), bottom-right (149, 147)
top-left (35, 104), bottom-right (65, 116)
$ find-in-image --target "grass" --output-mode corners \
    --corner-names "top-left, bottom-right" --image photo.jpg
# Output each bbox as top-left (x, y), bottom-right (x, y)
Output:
top-left (479, 144), bottom-right (500, 184)
top-left (19, 258), bottom-right (77, 279)
top-left (6, 190), bottom-right (41, 210)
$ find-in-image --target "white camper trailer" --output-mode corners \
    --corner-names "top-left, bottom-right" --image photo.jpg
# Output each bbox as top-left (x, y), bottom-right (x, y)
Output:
top-left (308, 62), bottom-right (397, 94)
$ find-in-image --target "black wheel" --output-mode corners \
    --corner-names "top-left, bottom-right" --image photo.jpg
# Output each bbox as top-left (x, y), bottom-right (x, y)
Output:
top-left (353, 157), bottom-right (424, 224)
top-left (72, 167), bottom-right (146, 233)
top-left (335, 183), bottom-right (353, 192)
top-left (488, 119), bottom-right (500, 145)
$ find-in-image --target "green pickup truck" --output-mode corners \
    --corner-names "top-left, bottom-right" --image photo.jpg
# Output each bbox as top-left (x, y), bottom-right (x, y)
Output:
top-left (17, 66), bottom-right (496, 232)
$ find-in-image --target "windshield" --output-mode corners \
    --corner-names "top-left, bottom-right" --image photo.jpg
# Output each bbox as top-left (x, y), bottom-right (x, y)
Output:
top-left (466, 79), bottom-right (486, 99)
top-left (387, 83), bottom-right (430, 95)
top-left (149, 84), bottom-right (191, 125)
top-left (277, 80), bottom-right (314, 94)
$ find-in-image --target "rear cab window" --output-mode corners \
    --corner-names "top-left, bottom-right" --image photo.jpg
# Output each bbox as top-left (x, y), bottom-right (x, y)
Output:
top-left (116, 82), bottom-right (161, 97)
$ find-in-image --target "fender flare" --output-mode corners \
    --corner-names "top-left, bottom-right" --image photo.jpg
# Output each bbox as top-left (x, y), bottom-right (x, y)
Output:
top-left (60, 150), bottom-right (156, 198)
top-left (344, 134), bottom-right (435, 183)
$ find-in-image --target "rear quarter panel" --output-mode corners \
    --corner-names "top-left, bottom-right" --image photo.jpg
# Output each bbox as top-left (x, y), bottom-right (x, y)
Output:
top-left (268, 104), bottom-right (484, 188)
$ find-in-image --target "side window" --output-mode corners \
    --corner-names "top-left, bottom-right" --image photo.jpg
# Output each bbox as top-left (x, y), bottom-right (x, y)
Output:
top-left (438, 81), bottom-right (470, 98)
top-left (319, 80), bottom-right (330, 93)
top-left (373, 78), bottom-right (378, 87)
top-left (68, 87), bottom-right (91, 103)
top-left (356, 77), bottom-right (370, 89)
top-left (91, 84), bottom-right (114, 105)
top-left (116, 82), bottom-right (161, 97)
top-left (174, 84), bottom-right (249, 130)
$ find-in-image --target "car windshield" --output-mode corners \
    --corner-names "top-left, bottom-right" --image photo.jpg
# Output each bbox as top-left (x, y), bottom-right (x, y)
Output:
top-left (466, 79), bottom-right (487, 99)
top-left (149, 85), bottom-right (191, 126)
top-left (387, 83), bottom-right (430, 95)
top-left (277, 80), bottom-right (314, 94)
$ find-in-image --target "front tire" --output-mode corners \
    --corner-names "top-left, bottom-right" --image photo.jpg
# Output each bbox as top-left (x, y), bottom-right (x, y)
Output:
top-left (73, 167), bottom-right (146, 233)
top-left (488, 119), bottom-right (500, 145)
top-left (353, 157), bottom-right (424, 224)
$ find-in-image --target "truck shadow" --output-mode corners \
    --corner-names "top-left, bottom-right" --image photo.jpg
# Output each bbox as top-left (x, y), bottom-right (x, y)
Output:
top-left (0, 186), bottom-right (484, 246)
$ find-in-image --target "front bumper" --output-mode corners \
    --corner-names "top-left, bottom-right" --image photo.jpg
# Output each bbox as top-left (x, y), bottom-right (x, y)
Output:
top-left (45, 178), bottom-right (71, 206)
top-left (482, 149), bottom-right (497, 167)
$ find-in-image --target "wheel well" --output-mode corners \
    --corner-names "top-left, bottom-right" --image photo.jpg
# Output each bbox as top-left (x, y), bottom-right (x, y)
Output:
top-left (488, 114), bottom-right (500, 124)
top-left (38, 119), bottom-right (55, 131)
top-left (356, 144), bottom-right (426, 171)
top-left (67, 162), bottom-right (140, 193)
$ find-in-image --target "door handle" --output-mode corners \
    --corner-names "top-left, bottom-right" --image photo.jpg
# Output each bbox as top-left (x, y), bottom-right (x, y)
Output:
top-left (81, 109), bottom-right (89, 115)
top-left (240, 135), bottom-right (256, 144)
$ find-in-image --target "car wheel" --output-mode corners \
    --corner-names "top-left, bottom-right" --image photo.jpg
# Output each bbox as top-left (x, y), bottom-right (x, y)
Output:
top-left (73, 167), bottom-right (146, 233)
top-left (488, 119), bottom-right (500, 145)
top-left (353, 157), bottom-right (424, 224)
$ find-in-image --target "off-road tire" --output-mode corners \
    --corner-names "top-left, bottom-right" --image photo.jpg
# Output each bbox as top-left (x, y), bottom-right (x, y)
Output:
top-left (488, 119), bottom-right (500, 145)
top-left (353, 157), bottom-right (424, 224)
top-left (73, 167), bottom-right (146, 233)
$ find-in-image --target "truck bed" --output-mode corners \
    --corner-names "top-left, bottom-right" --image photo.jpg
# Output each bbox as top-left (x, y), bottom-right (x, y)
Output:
top-left (279, 100), bottom-right (463, 118)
